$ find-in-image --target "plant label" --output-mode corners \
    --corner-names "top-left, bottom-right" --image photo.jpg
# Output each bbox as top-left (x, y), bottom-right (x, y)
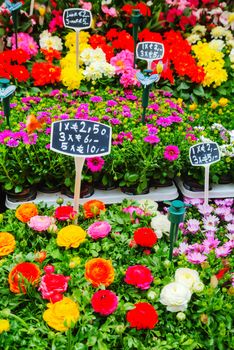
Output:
top-left (136, 42), bottom-right (164, 62)
top-left (189, 142), bottom-right (220, 166)
top-left (63, 8), bottom-right (92, 30)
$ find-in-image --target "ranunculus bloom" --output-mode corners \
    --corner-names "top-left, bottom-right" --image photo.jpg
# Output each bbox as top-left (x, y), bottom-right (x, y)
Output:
top-left (87, 221), bottom-right (111, 240)
top-left (124, 265), bottom-right (153, 290)
top-left (0, 319), bottom-right (10, 334)
top-left (85, 258), bottom-right (114, 287)
top-left (15, 203), bottom-right (38, 223)
top-left (151, 214), bottom-right (170, 238)
top-left (126, 302), bottom-right (158, 330)
top-left (39, 271), bottom-right (70, 303)
top-left (57, 225), bottom-right (86, 249)
top-left (159, 282), bottom-right (192, 312)
top-left (55, 206), bottom-right (77, 221)
top-left (91, 290), bottom-right (118, 316)
top-left (83, 200), bottom-right (106, 219)
top-left (28, 215), bottom-right (52, 232)
top-left (43, 297), bottom-right (80, 332)
top-left (133, 227), bottom-right (157, 247)
top-left (174, 268), bottom-right (204, 292)
top-left (0, 232), bottom-right (16, 257)
top-left (8, 262), bottom-right (41, 294)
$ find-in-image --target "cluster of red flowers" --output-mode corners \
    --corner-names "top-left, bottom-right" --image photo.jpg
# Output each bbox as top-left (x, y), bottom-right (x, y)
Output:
top-left (89, 34), bottom-right (115, 62)
top-left (0, 49), bottom-right (30, 82)
top-left (106, 29), bottom-right (134, 52)
top-left (31, 62), bottom-right (61, 86)
top-left (121, 2), bottom-right (151, 16)
top-left (40, 48), bottom-right (61, 63)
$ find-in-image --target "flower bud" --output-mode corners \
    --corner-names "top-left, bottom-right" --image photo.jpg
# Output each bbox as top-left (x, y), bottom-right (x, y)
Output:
top-left (147, 290), bottom-right (157, 301)
top-left (200, 314), bottom-right (208, 324)
top-left (176, 312), bottom-right (186, 321)
top-left (44, 265), bottom-right (55, 274)
top-left (0, 213), bottom-right (3, 223)
top-left (56, 197), bottom-right (64, 205)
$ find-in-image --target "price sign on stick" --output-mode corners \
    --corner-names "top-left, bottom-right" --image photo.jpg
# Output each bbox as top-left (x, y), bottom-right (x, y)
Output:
top-left (50, 119), bottom-right (112, 223)
top-left (63, 8), bottom-right (92, 70)
top-left (189, 142), bottom-right (220, 205)
top-left (136, 42), bottom-right (164, 69)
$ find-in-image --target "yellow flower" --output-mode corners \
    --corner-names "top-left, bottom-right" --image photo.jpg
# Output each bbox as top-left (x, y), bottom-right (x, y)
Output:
top-left (57, 225), bottom-right (86, 248)
top-left (218, 98), bottom-right (229, 107)
top-left (0, 319), bottom-right (10, 333)
top-left (189, 103), bottom-right (197, 111)
top-left (211, 101), bottom-right (218, 109)
top-left (43, 297), bottom-right (79, 332)
top-left (61, 66), bottom-right (84, 90)
top-left (69, 257), bottom-right (81, 268)
top-left (0, 232), bottom-right (16, 257)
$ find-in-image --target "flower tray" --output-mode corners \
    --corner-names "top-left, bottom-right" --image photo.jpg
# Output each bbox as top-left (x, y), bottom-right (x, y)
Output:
top-left (5, 183), bottom-right (179, 209)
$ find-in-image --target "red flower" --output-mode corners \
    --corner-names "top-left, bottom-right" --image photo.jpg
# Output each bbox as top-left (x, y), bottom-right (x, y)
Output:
top-left (133, 227), bottom-right (157, 247)
top-left (55, 206), bottom-right (77, 221)
top-left (31, 62), bottom-right (61, 86)
top-left (125, 265), bottom-right (153, 290)
top-left (121, 4), bottom-right (134, 16)
top-left (11, 49), bottom-right (30, 64)
top-left (34, 251), bottom-right (47, 263)
top-left (216, 267), bottom-right (230, 280)
top-left (8, 262), bottom-right (41, 294)
top-left (89, 34), bottom-right (106, 49)
top-left (138, 29), bottom-right (163, 43)
top-left (38, 268), bottom-right (70, 303)
top-left (41, 48), bottom-right (61, 62)
top-left (99, 44), bottom-right (115, 62)
top-left (136, 2), bottom-right (151, 16)
top-left (10, 65), bottom-right (30, 82)
top-left (126, 302), bottom-right (158, 330)
top-left (91, 290), bottom-right (118, 316)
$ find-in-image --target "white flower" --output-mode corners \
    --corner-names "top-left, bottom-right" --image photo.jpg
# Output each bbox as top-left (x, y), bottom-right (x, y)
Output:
top-left (151, 213), bottom-right (170, 238)
top-left (230, 48), bottom-right (234, 63)
top-left (192, 25), bottom-right (207, 36)
top-left (102, 62), bottom-right (115, 77)
top-left (187, 34), bottom-right (201, 44)
top-left (39, 30), bottom-right (63, 51)
top-left (208, 39), bottom-right (225, 52)
top-left (211, 26), bottom-right (227, 39)
top-left (175, 268), bottom-right (203, 292)
top-left (80, 48), bottom-right (94, 65)
top-left (193, 281), bottom-right (205, 293)
top-left (137, 199), bottom-right (158, 215)
top-left (160, 282), bottom-right (192, 312)
top-left (102, 0), bottom-right (112, 4)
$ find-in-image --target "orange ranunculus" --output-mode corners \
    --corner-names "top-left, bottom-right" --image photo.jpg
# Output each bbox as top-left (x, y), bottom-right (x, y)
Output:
top-left (26, 114), bottom-right (42, 134)
top-left (85, 258), bottom-right (114, 287)
top-left (8, 262), bottom-right (41, 294)
top-left (15, 203), bottom-right (38, 223)
top-left (0, 232), bottom-right (16, 257)
top-left (83, 200), bottom-right (106, 219)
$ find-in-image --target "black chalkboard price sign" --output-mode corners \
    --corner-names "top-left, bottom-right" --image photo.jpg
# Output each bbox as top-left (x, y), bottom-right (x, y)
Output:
top-left (136, 42), bottom-right (164, 61)
top-left (63, 8), bottom-right (92, 30)
top-left (50, 119), bottom-right (112, 157)
top-left (189, 142), bottom-right (220, 166)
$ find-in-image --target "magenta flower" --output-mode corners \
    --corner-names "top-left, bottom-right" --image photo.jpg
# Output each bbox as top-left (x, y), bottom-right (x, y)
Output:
top-left (123, 206), bottom-right (145, 219)
top-left (164, 145), bottom-right (180, 161)
top-left (144, 135), bottom-right (160, 144)
top-left (187, 252), bottom-right (207, 264)
top-left (11, 33), bottom-right (39, 57)
top-left (91, 290), bottom-right (118, 316)
top-left (125, 265), bottom-right (154, 290)
top-left (86, 157), bottom-right (104, 172)
top-left (87, 221), bottom-right (111, 240)
top-left (28, 216), bottom-right (52, 232)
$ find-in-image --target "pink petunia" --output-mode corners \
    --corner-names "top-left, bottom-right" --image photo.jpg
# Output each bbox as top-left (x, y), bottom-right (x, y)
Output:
top-left (86, 157), bottom-right (105, 172)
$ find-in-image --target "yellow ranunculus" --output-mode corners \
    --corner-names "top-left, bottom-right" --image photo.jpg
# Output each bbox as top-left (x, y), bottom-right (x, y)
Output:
top-left (0, 232), bottom-right (16, 257)
top-left (218, 98), bottom-right (229, 107)
top-left (0, 319), bottom-right (10, 333)
top-left (57, 225), bottom-right (86, 248)
top-left (43, 297), bottom-right (79, 332)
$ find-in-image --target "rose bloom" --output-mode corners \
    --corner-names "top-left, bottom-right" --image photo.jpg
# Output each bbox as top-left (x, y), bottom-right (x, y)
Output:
top-left (133, 227), bottom-right (157, 247)
top-left (175, 268), bottom-right (204, 292)
top-left (15, 203), bottom-right (38, 223)
top-left (85, 258), bottom-right (114, 287)
top-left (57, 225), bottom-right (86, 249)
top-left (8, 262), bottom-right (41, 294)
top-left (91, 290), bottom-right (118, 316)
top-left (39, 271), bottom-right (70, 303)
top-left (126, 302), bottom-right (158, 330)
top-left (28, 215), bottom-right (52, 232)
top-left (0, 319), bottom-right (10, 334)
top-left (83, 200), bottom-right (106, 219)
top-left (87, 221), bottom-right (111, 240)
top-left (55, 206), bottom-right (77, 221)
top-left (43, 297), bottom-right (80, 332)
top-left (0, 232), bottom-right (16, 257)
top-left (159, 282), bottom-right (192, 312)
top-left (125, 265), bottom-right (153, 290)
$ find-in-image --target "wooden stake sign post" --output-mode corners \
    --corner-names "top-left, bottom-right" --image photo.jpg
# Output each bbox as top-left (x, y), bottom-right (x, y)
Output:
top-left (189, 142), bottom-right (221, 205)
top-left (63, 8), bottom-right (92, 71)
top-left (136, 41), bottom-right (164, 70)
top-left (50, 119), bottom-right (112, 222)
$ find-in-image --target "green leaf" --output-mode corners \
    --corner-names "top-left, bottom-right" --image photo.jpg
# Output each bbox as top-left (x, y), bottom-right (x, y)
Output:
top-left (177, 82), bottom-right (190, 90)
top-left (4, 182), bottom-right (13, 191)
top-left (193, 85), bottom-right (205, 96)
top-left (15, 185), bottom-right (23, 193)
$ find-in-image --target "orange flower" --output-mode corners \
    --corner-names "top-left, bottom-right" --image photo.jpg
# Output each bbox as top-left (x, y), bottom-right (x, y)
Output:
top-left (85, 258), bottom-right (114, 287)
top-left (0, 232), bottom-right (16, 257)
top-left (15, 203), bottom-right (38, 223)
top-left (83, 200), bottom-right (106, 219)
top-left (8, 262), bottom-right (41, 294)
top-left (26, 114), bottom-right (42, 134)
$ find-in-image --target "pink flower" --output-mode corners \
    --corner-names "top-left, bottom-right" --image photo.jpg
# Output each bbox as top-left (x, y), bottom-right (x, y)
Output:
top-left (164, 145), bottom-right (180, 161)
top-left (38, 269), bottom-right (70, 303)
top-left (202, 236), bottom-right (220, 253)
top-left (215, 246), bottom-right (231, 258)
top-left (122, 206), bottom-right (145, 222)
top-left (202, 215), bottom-right (219, 233)
top-left (91, 290), bottom-right (118, 316)
top-left (102, 5), bottom-right (118, 17)
top-left (120, 68), bottom-right (140, 88)
top-left (79, 0), bottom-right (92, 10)
top-left (11, 33), bottom-right (38, 57)
top-left (227, 223), bottom-right (234, 234)
top-left (197, 204), bottom-right (213, 216)
top-left (186, 219), bottom-right (200, 234)
top-left (28, 216), bottom-right (52, 232)
top-left (86, 157), bottom-right (105, 172)
top-left (144, 135), bottom-right (161, 144)
top-left (124, 265), bottom-right (153, 290)
top-left (187, 252), bottom-right (207, 264)
top-left (87, 221), bottom-right (111, 240)
top-left (110, 50), bottom-right (133, 75)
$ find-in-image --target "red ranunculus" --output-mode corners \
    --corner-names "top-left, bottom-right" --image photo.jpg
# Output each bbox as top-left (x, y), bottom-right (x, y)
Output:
top-left (55, 206), bottom-right (77, 221)
top-left (124, 265), bottom-right (153, 290)
top-left (133, 227), bottom-right (157, 247)
top-left (126, 302), bottom-right (158, 330)
top-left (91, 290), bottom-right (118, 316)
top-left (8, 262), bottom-right (41, 294)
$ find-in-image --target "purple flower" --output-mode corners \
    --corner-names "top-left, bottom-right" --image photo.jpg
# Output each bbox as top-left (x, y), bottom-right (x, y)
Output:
top-left (202, 236), bottom-right (220, 253)
top-left (110, 118), bottom-right (121, 125)
top-left (45, 128), bottom-right (51, 135)
top-left (186, 219), bottom-right (200, 234)
top-left (202, 215), bottom-right (219, 232)
top-left (226, 223), bottom-right (234, 233)
top-left (59, 114), bottom-right (69, 120)
top-left (215, 245), bottom-right (231, 258)
top-left (156, 117), bottom-right (173, 127)
top-left (165, 99), bottom-right (177, 109)
top-left (6, 139), bottom-right (19, 147)
top-left (90, 96), bottom-right (103, 103)
top-left (148, 103), bottom-right (159, 111)
top-left (197, 204), bottom-right (213, 216)
top-left (107, 100), bottom-right (117, 107)
top-left (184, 197), bottom-right (204, 206)
top-left (187, 252), bottom-right (207, 264)
top-left (45, 144), bottom-right (50, 149)
top-left (144, 135), bottom-right (160, 144)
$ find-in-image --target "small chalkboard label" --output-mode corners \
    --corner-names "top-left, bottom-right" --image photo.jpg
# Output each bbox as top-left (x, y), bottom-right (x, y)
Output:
top-left (136, 42), bottom-right (164, 61)
top-left (50, 119), bottom-right (112, 157)
top-left (63, 8), bottom-right (92, 30)
top-left (189, 142), bottom-right (220, 166)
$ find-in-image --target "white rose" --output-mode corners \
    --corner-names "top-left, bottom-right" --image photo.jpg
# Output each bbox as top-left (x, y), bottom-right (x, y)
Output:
top-left (160, 282), bottom-right (192, 312)
top-left (151, 213), bottom-right (170, 238)
top-left (175, 268), bottom-right (201, 292)
top-left (137, 199), bottom-right (158, 215)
